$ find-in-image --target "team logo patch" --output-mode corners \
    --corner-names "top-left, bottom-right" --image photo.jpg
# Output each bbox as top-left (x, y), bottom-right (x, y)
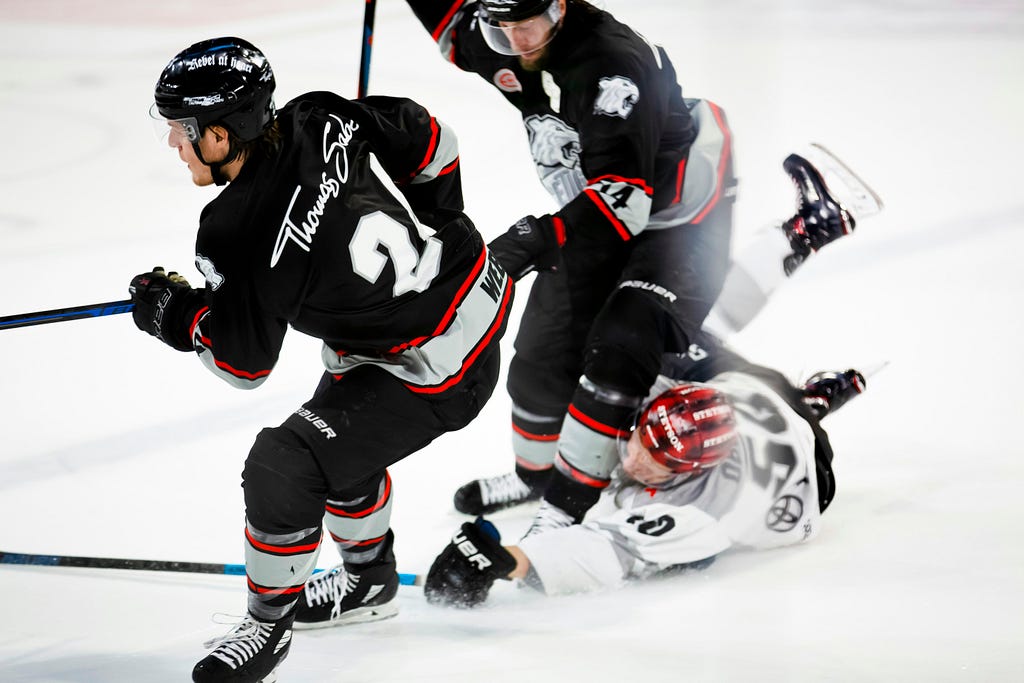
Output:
top-left (594, 76), bottom-right (639, 119)
top-left (195, 253), bottom-right (225, 291)
top-left (493, 68), bottom-right (523, 93)
top-left (524, 114), bottom-right (581, 169)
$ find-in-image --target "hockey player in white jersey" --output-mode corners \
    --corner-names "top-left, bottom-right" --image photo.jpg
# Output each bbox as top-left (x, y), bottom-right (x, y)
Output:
top-left (423, 337), bottom-right (866, 605)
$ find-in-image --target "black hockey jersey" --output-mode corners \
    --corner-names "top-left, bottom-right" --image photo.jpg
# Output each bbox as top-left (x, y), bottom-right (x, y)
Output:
top-left (407, 0), bottom-right (730, 243)
top-left (190, 92), bottom-right (513, 392)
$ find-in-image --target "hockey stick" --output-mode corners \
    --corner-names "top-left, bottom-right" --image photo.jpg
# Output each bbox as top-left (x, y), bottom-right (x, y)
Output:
top-left (357, 0), bottom-right (377, 98)
top-left (0, 550), bottom-right (423, 586)
top-left (0, 299), bottom-right (134, 331)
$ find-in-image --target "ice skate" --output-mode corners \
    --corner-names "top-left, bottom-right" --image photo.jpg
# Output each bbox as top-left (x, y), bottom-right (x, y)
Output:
top-left (293, 539), bottom-right (399, 630)
top-left (192, 613), bottom-right (293, 683)
top-left (780, 153), bottom-right (856, 274)
top-left (520, 499), bottom-right (575, 540)
top-left (453, 471), bottom-right (543, 515)
top-left (801, 369), bottom-right (867, 419)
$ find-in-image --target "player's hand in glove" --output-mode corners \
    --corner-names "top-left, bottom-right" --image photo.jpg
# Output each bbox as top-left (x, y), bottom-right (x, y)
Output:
top-left (801, 369), bottom-right (866, 419)
top-left (128, 267), bottom-right (206, 352)
top-left (488, 214), bottom-right (564, 280)
top-left (425, 517), bottom-right (517, 608)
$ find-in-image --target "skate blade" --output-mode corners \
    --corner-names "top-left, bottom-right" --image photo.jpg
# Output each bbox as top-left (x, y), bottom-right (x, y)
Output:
top-left (805, 143), bottom-right (885, 218)
top-left (292, 602), bottom-right (399, 631)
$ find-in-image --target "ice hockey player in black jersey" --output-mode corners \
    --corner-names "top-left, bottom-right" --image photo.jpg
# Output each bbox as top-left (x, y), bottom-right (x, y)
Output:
top-left (402, 0), bottom-right (875, 536)
top-left (404, 0), bottom-right (735, 537)
top-left (423, 334), bottom-right (868, 607)
top-left (131, 37), bottom-right (513, 683)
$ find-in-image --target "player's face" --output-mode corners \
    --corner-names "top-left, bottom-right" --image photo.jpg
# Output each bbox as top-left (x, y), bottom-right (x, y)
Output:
top-left (501, 17), bottom-right (556, 66)
top-left (168, 126), bottom-right (219, 187)
top-left (622, 431), bottom-right (677, 486)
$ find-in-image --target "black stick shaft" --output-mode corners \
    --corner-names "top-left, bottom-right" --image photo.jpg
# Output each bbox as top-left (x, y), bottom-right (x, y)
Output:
top-left (357, 0), bottom-right (378, 98)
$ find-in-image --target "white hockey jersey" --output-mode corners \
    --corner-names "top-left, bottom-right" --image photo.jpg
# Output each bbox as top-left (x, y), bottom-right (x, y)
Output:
top-left (518, 370), bottom-right (825, 595)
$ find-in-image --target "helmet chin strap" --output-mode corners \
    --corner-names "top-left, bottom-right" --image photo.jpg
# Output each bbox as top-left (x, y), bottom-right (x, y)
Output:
top-left (191, 133), bottom-right (241, 187)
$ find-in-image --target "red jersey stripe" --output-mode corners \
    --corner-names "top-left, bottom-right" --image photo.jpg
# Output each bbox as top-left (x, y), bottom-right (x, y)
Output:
top-left (432, 0), bottom-right (465, 42)
top-left (405, 275), bottom-right (512, 394)
top-left (583, 189), bottom-right (632, 241)
top-left (690, 102), bottom-right (732, 225)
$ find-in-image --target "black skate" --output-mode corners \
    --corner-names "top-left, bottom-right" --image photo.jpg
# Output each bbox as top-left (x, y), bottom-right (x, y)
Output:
top-left (781, 153), bottom-right (856, 275)
top-left (802, 369), bottom-right (866, 419)
top-left (453, 471), bottom-right (543, 515)
top-left (293, 537), bottom-right (399, 630)
top-left (192, 612), bottom-right (293, 683)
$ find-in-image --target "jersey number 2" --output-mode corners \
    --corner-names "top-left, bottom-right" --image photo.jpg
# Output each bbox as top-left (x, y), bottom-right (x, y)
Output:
top-left (350, 211), bottom-right (443, 297)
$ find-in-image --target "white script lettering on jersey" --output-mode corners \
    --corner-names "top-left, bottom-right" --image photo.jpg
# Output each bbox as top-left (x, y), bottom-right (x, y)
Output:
top-left (271, 114), bottom-right (360, 268)
top-left (594, 76), bottom-right (639, 119)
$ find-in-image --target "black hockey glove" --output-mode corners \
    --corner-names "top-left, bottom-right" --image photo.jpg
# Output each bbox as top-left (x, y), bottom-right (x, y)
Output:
top-left (128, 267), bottom-right (206, 352)
top-left (801, 369), bottom-right (866, 419)
top-left (424, 517), bottom-right (517, 608)
top-left (488, 214), bottom-right (563, 280)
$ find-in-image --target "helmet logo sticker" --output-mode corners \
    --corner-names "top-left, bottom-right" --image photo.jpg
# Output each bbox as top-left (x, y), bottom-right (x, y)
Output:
top-left (272, 114), bottom-right (359, 268)
top-left (594, 76), bottom-right (639, 119)
top-left (184, 95), bottom-right (225, 107)
top-left (493, 68), bottom-right (523, 93)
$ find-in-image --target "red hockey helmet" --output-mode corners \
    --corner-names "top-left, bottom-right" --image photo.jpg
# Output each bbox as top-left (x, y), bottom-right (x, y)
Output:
top-left (636, 383), bottom-right (738, 474)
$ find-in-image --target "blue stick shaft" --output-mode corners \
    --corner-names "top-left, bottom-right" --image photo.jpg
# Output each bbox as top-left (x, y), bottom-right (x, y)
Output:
top-left (0, 550), bottom-right (420, 586)
top-left (0, 299), bottom-right (134, 331)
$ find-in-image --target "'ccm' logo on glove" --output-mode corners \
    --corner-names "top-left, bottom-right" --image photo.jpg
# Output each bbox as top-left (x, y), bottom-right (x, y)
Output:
top-left (453, 531), bottom-right (493, 571)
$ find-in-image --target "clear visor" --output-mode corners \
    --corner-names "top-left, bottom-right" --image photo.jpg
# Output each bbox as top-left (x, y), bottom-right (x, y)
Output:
top-left (618, 429), bottom-right (678, 487)
top-left (149, 103), bottom-right (201, 148)
top-left (479, 1), bottom-right (563, 57)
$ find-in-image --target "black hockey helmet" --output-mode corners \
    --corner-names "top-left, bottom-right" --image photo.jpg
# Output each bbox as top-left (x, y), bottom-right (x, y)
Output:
top-left (478, 0), bottom-right (564, 57)
top-left (479, 0), bottom-right (556, 22)
top-left (153, 36), bottom-right (276, 144)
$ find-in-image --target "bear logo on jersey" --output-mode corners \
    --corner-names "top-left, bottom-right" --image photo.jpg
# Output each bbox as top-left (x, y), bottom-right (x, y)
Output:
top-left (524, 114), bottom-right (581, 169)
top-left (195, 253), bottom-right (225, 291)
top-left (523, 114), bottom-right (585, 205)
top-left (594, 76), bottom-right (639, 119)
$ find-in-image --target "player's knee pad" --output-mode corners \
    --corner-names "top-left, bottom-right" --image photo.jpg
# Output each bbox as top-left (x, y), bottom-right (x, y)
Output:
top-left (584, 289), bottom-right (681, 396)
top-left (242, 427), bottom-right (327, 534)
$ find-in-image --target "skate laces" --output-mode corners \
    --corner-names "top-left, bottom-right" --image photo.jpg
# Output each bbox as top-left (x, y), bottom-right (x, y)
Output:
top-left (202, 614), bottom-right (286, 669)
top-left (302, 565), bottom-right (344, 608)
top-left (480, 472), bottom-right (532, 506)
top-left (520, 500), bottom-right (574, 540)
top-left (331, 572), bottom-right (361, 620)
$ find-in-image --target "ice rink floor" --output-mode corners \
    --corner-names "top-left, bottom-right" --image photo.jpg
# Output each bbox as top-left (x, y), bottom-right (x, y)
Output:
top-left (1, 1), bottom-right (1022, 681)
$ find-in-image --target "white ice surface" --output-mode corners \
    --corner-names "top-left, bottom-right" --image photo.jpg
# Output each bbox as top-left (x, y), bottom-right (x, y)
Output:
top-left (1, 1), bottom-right (1023, 681)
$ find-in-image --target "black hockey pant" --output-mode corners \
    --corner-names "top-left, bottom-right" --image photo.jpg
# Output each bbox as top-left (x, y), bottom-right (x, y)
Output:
top-left (240, 351), bottom-right (499, 620)
top-left (508, 204), bottom-right (733, 519)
